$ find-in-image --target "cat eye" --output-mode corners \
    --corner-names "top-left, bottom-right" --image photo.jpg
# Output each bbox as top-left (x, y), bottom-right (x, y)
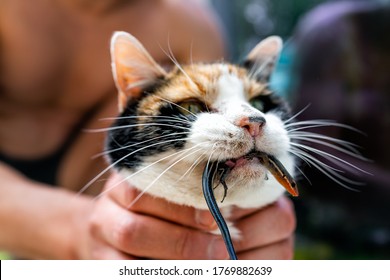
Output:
top-left (249, 97), bottom-right (265, 111)
top-left (178, 101), bottom-right (205, 115)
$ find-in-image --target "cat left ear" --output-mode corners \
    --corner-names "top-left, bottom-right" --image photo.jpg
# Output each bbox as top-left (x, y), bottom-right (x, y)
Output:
top-left (111, 31), bottom-right (167, 112)
top-left (243, 36), bottom-right (283, 82)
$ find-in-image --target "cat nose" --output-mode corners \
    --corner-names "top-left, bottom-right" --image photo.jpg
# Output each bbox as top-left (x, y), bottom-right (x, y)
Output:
top-left (237, 116), bottom-right (266, 137)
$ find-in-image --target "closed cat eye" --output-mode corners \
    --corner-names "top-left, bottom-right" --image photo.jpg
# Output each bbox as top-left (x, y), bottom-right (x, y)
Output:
top-left (249, 97), bottom-right (265, 111)
top-left (178, 101), bottom-right (205, 115)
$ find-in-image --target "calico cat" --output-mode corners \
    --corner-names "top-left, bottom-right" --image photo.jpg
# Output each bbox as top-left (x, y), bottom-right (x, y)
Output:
top-left (97, 31), bottom-right (365, 238)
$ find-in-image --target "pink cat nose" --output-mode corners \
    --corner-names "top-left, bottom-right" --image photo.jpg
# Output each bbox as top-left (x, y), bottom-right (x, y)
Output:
top-left (237, 116), bottom-right (266, 137)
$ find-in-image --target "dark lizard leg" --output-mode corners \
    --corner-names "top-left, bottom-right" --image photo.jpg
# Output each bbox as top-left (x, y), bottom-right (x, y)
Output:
top-left (219, 165), bottom-right (231, 203)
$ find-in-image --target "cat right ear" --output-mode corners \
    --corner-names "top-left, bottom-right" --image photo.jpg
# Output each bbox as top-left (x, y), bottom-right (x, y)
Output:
top-left (111, 31), bottom-right (167, 112)
top-left (243, 36), bottom-right (283, 82)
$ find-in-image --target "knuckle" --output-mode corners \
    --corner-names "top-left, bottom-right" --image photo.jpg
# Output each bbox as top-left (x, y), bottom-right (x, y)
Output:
top-left (279, 238), bottom-right (295, 260)
top-left (88, 206), bottom-right (104, 239)
top-left (113, 215), bottom-right (139, 248)
top-left (277, 198), bottom-right (297, 236)
top-left (175, 229), bottom-right (193, 259)
top-left (123, 187), bottom-right (139, 209)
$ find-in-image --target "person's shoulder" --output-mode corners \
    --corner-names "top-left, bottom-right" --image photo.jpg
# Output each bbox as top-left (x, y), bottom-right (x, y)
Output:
top-left (163, 0), bottom-right (226, 61)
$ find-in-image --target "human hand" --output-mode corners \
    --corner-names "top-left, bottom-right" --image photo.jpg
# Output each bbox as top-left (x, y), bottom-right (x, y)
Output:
top-left (231, 196), bottom-right (296, 259)
top-left (78, 172), bottom-right (229, 259)
top-left (76, 173), bottom-right (295, 259)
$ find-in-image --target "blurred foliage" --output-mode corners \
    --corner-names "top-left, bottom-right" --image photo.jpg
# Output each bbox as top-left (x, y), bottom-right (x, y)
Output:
top-left (0, 251), bottom-right (11, 260)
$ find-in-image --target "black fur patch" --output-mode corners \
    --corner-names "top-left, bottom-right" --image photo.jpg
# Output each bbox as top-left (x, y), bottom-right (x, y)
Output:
top-left (105, 98), bottom-right (194, 171)
top-left (249, 92), bottom-right (291, 120)
top-left (260, 93), bottom-right (291, 120)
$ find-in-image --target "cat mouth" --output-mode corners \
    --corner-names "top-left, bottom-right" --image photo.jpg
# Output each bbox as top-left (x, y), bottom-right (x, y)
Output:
top-left (216, 151), bottom-right (299, 197)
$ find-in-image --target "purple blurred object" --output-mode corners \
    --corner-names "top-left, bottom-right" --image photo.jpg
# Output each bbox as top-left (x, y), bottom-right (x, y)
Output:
top-left (291, 1), bottom-right (390, 258)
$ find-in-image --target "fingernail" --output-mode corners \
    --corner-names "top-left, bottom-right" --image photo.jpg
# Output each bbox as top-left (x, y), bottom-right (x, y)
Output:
top-left (208, 237), bottom-right (229, 260)
top-left (195, 210), bottom-right (217, 230)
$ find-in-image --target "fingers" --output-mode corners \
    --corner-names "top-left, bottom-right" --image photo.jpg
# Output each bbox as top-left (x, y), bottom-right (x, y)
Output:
top-left (233, 196), bottom-right (296, 253)
top-left (104, 173), bottom-right (218, 232)
top-left (237, 237), bottom-right (295, 260)
top-left (90, 190), bottom-right (229, 260)
top-left (87, 239), bottom-right (137, 260)
top-left (91, 174), bottom-right (296, 260)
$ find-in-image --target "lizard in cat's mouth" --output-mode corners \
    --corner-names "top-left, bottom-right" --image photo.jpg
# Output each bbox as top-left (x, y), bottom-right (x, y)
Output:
top-left (214, 150), bottom-right (299, 202)
top-left (202, 150), bottom-right (298, 260)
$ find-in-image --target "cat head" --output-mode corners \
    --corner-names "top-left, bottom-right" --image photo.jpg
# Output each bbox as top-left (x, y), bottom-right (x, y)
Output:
top-left (106, 31), bottom-right (295, 209)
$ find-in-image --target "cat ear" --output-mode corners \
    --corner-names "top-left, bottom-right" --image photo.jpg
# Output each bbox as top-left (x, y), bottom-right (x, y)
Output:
top-left (244, 36), bottom-right (283, 82)
top-left (111, 31), bottom-right (167, 112)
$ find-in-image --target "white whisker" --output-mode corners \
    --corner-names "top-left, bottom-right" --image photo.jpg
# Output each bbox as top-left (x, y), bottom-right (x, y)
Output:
top-left (290, 147), bottom-right (344, 173)
top-left (290, 147), bottom-right (362, 190)
top-left (177, 149), bottom-right (209, 182)
top-left (85, 122), bottom-right (191, 133)
top-left (294, 164), bottom-right (312, 186)
top-left (93, 132), bottom-right (189, 159)
top-left (126, 145), bottom-right (205, 209)
top-left (157, 34), bottom-right (197, 88)
top-left (289, 131), bottom-right (361, 149)
top-left (291, 142), bottom-right (370, 175)
top-left (290, 135), bottom-right (366, 160)
top-left (289, 150), bottom-right (312, 167)
top-left (285, 119), bottom-right (364, 134)
top-left (78, 138), bottom-right (188, 195)
top-left (99, 115), bottom-right (192, 125)
top-left (94, 145), bottom-right (205, 201)
top-left (283, 104), bottom-right (311, 124)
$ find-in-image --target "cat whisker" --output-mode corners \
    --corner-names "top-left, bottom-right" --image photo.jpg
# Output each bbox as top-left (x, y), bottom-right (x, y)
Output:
top-left (289, 131), bottom-right (361, 150)
top-left (177, 147), bottom-right (213, 182)
top-left (176, 152), bottom-right (205, 182)
top-left (93, 132), bottom-right (189, 159)
top-left (283, 104), bottom-right (311, 124)
top-left (289, 149), bottom-right (313, 168)
top-left (157, 33), bottom-right (197, 88)
top-left (290, 147), bottom-right (343, 173)
top-left (126, 145), bottom-right (206, 209)
top-left (289, 135), bottom-right (366, 160)
top-left (294, 163), bottom-right (312, 186)
top-left (291, 142), bottom-right (370, 175)
top-left (85, 122), bottom-right (192, 133)
top-left (94, 144), bottom-right (206, 201)
top-left (99, 115), bottom-right (193, 125)
top-left (285, 119), bottom-right (365, 134)
top-left (205, 144), bottom-right (218, 183)
top-left (290, 147), bottom-right (362, 190)
top-left (78, 138), bottom-right (189, 195)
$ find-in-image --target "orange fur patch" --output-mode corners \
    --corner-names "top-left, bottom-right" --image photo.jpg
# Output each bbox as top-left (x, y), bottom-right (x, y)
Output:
top-left (136, 63), bottom-right (270, 117)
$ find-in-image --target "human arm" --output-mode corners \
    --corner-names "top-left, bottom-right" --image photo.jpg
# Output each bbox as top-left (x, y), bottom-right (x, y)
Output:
top-left (0, 163), bottom-right (92, 259)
